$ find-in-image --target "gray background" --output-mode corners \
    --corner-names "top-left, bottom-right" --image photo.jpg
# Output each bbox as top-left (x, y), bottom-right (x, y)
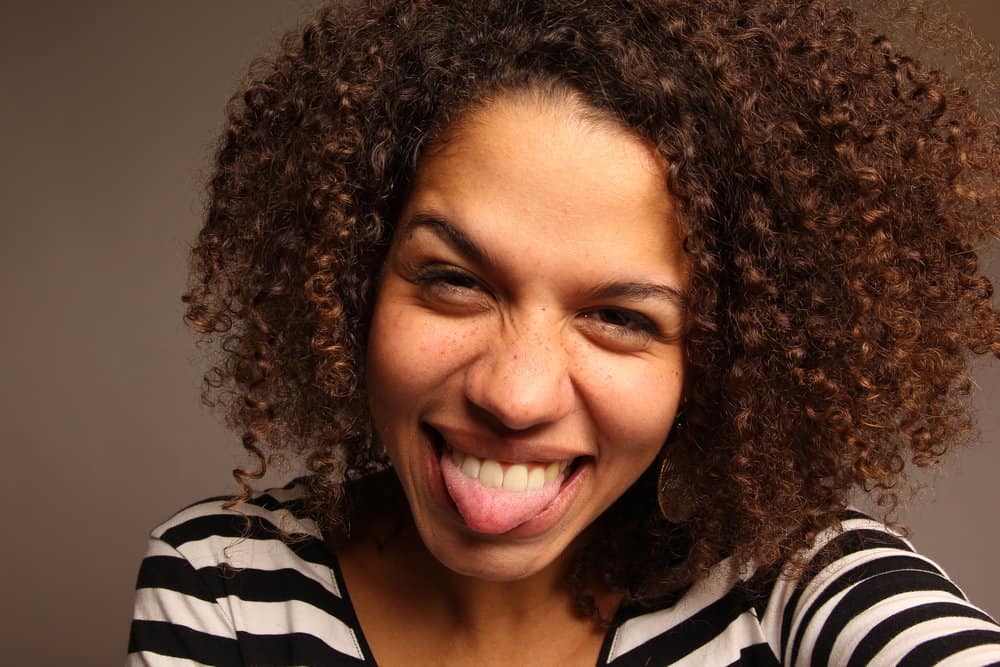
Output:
top-left (0, 2), bottom-right (996, 664)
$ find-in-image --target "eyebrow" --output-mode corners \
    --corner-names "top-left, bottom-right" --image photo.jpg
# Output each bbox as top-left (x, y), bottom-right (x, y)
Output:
top-left (400, 211), bottom-right (686, 306)
top-left (585, 281), bottom-right (686, 308)
top-left (400, 213), bottom-right (497, 269)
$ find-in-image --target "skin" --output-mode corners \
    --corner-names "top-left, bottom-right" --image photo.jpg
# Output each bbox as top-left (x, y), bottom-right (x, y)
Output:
top-left (355, 92), bottom-right (688, 664)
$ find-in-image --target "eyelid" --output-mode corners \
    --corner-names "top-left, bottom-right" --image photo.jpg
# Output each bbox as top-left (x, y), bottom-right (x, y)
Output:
top-left (408, 264), bottom-right (492, 308)
top-left (403, 257), bottom-right (684, 340)
top-left (584, 305), bottom-right (686, 346)
top-left (411, 264), bottom-right (480, 286)
top-left (584, 307), bottom-right (660, 336)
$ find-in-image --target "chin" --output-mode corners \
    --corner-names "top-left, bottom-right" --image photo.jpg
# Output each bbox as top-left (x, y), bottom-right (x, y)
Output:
top-left (422, 533), bottom-right (570, 582)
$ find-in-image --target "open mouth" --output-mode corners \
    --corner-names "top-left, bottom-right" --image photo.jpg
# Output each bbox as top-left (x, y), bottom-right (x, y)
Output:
top-left (422, 423), bottom-right (584, 488)
top-left (447, 449), bottom-right (569, 492)
top-left (422, 423), bottom-right (589, 535)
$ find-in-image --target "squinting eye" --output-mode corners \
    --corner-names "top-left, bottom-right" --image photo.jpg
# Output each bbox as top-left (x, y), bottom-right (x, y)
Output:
top-left (438, 272), bottom-right (479, 290)
top-left (408, 266), bottom-right (489, 308)
top-left (412, 266), bottom-right (480, 290)
top-left (582, 308), bottom-right (662, 340)
top-left (593, 309), bottom-right (643, 328)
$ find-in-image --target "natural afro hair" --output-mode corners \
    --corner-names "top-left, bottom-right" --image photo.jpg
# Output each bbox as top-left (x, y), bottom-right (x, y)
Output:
top-left (184, 0), bottom-right (999, 609)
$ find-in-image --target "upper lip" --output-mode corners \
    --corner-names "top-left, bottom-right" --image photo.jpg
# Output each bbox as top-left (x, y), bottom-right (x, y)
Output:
top-left (426, 422), bottom-right (589, 464)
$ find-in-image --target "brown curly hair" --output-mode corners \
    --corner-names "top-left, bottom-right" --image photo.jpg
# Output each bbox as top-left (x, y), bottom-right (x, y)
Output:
top-left (184, 0), bottom-right (1000, 610)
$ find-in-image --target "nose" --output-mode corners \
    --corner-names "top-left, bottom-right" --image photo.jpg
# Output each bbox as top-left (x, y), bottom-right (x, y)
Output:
top-left (464, 317), bottom-right (575, 431)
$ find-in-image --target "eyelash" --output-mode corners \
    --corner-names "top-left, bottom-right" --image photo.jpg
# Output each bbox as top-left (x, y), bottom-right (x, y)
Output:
top-left (581, 308), bottom-right (663, 342)
top-left (411, 266), bottom-right (482, 293)
top-left (410, 264), bottom-right (668, 343)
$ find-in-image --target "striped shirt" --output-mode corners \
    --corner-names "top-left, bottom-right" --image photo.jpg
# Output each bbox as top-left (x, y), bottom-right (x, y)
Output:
top-left (129, 481), bottom-right (1000, 666)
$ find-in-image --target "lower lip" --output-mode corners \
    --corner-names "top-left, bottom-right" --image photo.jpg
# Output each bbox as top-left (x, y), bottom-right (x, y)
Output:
top-left (421, 431), bottom-right (591, 540)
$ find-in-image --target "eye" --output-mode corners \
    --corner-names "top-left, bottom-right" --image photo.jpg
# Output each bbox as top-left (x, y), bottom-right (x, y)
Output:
top-left (413, 265), bottom-right (479, 289)
top-left (585, 307), bottom-right (659, 332)
top-left (579, 307), bottom-right (671, 350)
top-left (410, 265), bottom-right (488, 305)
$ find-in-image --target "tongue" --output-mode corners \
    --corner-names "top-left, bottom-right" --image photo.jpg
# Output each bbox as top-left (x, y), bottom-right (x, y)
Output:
top-left (440, 455), bottom-right (564, 534)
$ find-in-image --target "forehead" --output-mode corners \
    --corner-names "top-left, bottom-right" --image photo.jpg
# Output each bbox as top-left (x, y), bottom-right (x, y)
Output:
top-left (421, 93), bottom-right (668, 204)
top-left (400, 94), bottom-right (688, 285)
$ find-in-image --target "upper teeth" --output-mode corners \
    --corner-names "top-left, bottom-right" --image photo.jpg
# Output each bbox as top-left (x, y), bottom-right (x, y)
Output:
top-left (450, 449), bottom-right (570, 492)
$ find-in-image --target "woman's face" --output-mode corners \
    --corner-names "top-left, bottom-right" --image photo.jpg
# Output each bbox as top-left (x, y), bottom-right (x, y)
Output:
top-left (366, 94), bottom-right (687, 581)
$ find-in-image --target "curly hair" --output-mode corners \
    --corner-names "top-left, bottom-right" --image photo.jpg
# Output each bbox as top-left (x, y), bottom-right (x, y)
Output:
top-left (184, 0), bottom-right (1000, 610)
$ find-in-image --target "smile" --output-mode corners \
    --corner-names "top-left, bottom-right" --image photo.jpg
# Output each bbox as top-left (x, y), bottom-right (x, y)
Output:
top-left (448, 449), bottom-right (570, 492)
top-left (421, 424), bottom-right (590, 536)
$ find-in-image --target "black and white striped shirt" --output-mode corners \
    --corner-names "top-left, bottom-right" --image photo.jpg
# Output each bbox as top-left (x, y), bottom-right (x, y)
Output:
top-left (129, 482), bottom-right (1000, 666)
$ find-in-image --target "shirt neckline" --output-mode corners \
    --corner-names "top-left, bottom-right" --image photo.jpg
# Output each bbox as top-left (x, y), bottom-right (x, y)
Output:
top-left (324, 539), bottom-right (631, 666)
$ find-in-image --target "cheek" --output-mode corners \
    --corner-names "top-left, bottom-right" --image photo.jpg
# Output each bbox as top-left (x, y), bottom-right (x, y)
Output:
top-left (583, 353), bottom-right (684, 458)
top-left (367, 301), bottom-right (485, 411)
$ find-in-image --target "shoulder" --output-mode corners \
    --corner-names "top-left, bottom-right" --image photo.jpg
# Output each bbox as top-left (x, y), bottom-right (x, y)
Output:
top-left (761, 511), bottom-right (1000, 666)
top-left (147, 480), bottom-right (323, 571)
top-left (129, 480), bottom-right (373, 665)
top-left (602, 512), bottom-right (1000, 666)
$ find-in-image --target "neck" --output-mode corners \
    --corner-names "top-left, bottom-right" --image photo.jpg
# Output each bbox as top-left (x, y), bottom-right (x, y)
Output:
top-left (335, 470), bottom-right (615, 637)
top-left (404, 516), bottom-right (582, 633)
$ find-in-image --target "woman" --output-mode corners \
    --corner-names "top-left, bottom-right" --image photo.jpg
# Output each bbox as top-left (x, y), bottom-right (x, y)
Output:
top-left (130, 0), bottom-right (1000, 664)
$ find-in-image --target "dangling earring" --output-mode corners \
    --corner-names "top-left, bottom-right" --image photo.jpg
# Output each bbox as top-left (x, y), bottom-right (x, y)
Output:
top-left (657, 410), bottom-right (692, 524)
top-left (364, 415), bottom-right (390, 465)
